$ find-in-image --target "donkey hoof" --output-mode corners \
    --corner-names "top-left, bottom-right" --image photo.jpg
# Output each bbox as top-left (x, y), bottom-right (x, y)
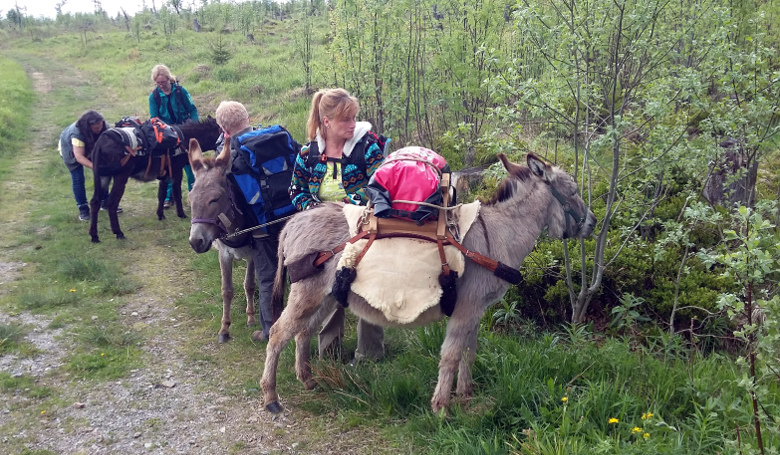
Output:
top-left (218, 333), bottom-right (230, 343)
top-left (158, 214), bottom-right (166, 221)
top-left (91, 237), bottom-right (100, 243)
top-left (266, 401), bottom-right (283, 414)
top-left (177, 212), bottom-right (187, 219)
top-left (116, 233), bottom-right (126, 240)
top-left (303, 379), bottom-right (317, 390)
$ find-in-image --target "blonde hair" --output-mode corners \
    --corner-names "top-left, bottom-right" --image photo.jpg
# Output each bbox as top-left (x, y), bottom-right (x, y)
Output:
top-left (151, 64), bottom-right (176, 83)
top-left (215, 101), bottom-right (250, 134)
top-left (306, 88), bottom-right (359, 142)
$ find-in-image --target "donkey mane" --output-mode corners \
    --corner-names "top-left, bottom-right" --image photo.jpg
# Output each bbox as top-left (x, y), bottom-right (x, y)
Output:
top-left (481, 165), bottom-right (533, 205)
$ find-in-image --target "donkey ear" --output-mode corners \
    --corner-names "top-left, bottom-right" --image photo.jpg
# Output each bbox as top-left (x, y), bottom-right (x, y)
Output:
top-left (188, 139), bottom-right (204, 173)
top-left (526, 153), bottom-right (553, 182)
top-left (214, 144), bottom-right (231, 169)
top-left (497, 153), bottom-right (526, 177)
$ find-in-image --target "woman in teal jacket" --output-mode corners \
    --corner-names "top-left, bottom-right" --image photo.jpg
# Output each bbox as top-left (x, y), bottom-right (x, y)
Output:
top-left (149, 64), bottom-right (199, 207)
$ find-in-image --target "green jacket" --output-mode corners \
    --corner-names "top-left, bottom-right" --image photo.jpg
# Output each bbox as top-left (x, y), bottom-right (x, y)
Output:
top-left (148, 83), bottom-right (199, 125)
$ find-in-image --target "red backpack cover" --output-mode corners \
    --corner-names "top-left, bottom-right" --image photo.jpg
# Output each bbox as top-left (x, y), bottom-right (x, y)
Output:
top-left (366, 146), bottom-right (450, 223)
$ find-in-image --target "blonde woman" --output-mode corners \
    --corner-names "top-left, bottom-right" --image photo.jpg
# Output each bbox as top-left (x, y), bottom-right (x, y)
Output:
top-left (149, 64), bottom-right (199, 207)
top-left (289, 88), bottom-right (390, 362)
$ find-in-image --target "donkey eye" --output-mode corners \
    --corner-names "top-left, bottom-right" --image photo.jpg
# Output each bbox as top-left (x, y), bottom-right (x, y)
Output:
top-left (209, 198), bottom-right (220, 205)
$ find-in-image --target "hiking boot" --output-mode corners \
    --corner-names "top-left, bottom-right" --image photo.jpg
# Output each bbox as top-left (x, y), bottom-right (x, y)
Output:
top-left (78, 208), bottom-right (90, 221)
top-left (163, 199), bottom-right (173, 209)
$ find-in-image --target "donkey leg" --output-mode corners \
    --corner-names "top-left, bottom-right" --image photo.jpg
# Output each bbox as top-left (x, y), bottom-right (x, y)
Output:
top-left (107, 177), bottom-right (128, 240)
top-left (455, 320), bottom-right (479, 403)
top-left (261, 284), bottom-right (325, 414)
top-left (88, 184), bottom-right (104, 243)
top-left (431, 313), bottom-right (480, 414)
top-left (217, 246), bottom-right (234, 343)
top-left (244, 255), bottom-right (257, 327)
top-left (156, 178), bottom-right (167, 220)
top-left (171, 160), bottom-right (187, 219)
top-left (295, 329), bottom-right (316, 390)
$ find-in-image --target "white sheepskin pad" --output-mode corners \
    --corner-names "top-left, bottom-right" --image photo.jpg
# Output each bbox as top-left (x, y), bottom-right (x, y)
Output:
top-left (339, 202), bottom-right (480, 324)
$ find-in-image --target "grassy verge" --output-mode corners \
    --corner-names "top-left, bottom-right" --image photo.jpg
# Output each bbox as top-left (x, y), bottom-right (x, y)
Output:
top-left (0, 55), bottom-right (33, 180)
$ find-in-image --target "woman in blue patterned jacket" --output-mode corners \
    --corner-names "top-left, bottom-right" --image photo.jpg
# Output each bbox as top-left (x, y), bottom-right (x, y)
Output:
top-left (288, 87), bottom-right (389, 363)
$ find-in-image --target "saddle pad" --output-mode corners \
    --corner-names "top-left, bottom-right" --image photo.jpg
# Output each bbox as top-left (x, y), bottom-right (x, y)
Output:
top-left (339, 202), bottom-right (480, 324)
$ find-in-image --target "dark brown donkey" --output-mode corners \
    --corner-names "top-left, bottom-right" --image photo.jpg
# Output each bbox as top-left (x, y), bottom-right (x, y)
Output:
top-left (260, 153), bottom-right (597, 415)
top-left (88, 117), bottom-right (220, 243)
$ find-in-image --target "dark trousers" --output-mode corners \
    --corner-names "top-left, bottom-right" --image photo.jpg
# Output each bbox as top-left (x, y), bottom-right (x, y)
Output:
top-left (319, 306), bottom-right (385, 361)
top-left (251, 234), bottom-right (279, 339)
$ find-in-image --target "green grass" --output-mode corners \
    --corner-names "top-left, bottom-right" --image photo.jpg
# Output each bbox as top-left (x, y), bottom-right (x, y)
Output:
top-left (0, 55), bottom-right (33, 181)
top-left (0, 372), bottom-right (53, 399)
top-left (0, 324), bottom-right (29, 354)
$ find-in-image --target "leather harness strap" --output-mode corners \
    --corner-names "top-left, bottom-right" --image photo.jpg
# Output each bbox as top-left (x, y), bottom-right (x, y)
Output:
top-left (313, 230), bottom-right (371, 267)
top-left (437, 173), bottom-right (451, 275)
top-left (353, 213), bottom-right (378, 267)
top-left (314, 208), bottom-right (515, 283)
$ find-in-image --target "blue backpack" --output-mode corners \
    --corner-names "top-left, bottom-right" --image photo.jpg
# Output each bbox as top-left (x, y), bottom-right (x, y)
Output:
top-left (230, 125), bottom-right (301, 235)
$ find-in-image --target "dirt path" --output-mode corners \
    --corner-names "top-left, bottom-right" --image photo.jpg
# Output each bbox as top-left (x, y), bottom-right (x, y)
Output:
top-left (0, 56), bottom-right (321, 455)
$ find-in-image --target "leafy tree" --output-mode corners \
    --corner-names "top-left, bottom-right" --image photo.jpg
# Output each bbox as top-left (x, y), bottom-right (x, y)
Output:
top-left (700, 203), bottom-right (780, 454)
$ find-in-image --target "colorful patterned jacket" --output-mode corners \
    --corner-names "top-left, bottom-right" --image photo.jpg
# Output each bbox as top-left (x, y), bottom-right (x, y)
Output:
top-left (289, 121), bottom-right (389, 211)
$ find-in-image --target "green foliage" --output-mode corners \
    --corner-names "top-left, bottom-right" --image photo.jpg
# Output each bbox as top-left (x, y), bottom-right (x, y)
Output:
top-left (699, 202), bottom-right (780, 450)
top-left (609, 294), bottom-right (651, 333)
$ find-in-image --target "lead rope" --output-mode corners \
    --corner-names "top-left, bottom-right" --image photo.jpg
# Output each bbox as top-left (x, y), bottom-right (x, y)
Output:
top-left (219, 213), bottom-right (298, 240)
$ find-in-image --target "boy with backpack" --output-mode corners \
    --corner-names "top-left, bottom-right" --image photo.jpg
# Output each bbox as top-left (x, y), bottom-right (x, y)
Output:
top-left (215, 101), bottom-right (300, 342)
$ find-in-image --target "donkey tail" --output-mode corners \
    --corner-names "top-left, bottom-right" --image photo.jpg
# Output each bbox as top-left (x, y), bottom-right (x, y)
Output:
top-left (271, 240), bottom-right (287, 322)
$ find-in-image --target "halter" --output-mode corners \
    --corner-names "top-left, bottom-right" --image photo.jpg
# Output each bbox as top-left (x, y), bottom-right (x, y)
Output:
top-left (547, 183), bottom-right (587, 236)
top-left (190, 180), bottom-right (247, 243)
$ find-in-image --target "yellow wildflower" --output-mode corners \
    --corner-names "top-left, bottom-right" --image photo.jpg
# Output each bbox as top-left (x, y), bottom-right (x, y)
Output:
top-left (641, 412), bottom-right (654, 420)
top-left (41, 410), bottom-right (46, 415)
top-left (608, 418), bottom-right (619, 424)
top-left (70, 289), bottom-right (76, 293)
top-left (561, 397), bottom-right (568, 403)
top-left (101, 353), bottom-right (105, 356)
top-left (632, 427), bottom-right (642, 433)
top-left (643, 433), bottom-right (650, 439)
